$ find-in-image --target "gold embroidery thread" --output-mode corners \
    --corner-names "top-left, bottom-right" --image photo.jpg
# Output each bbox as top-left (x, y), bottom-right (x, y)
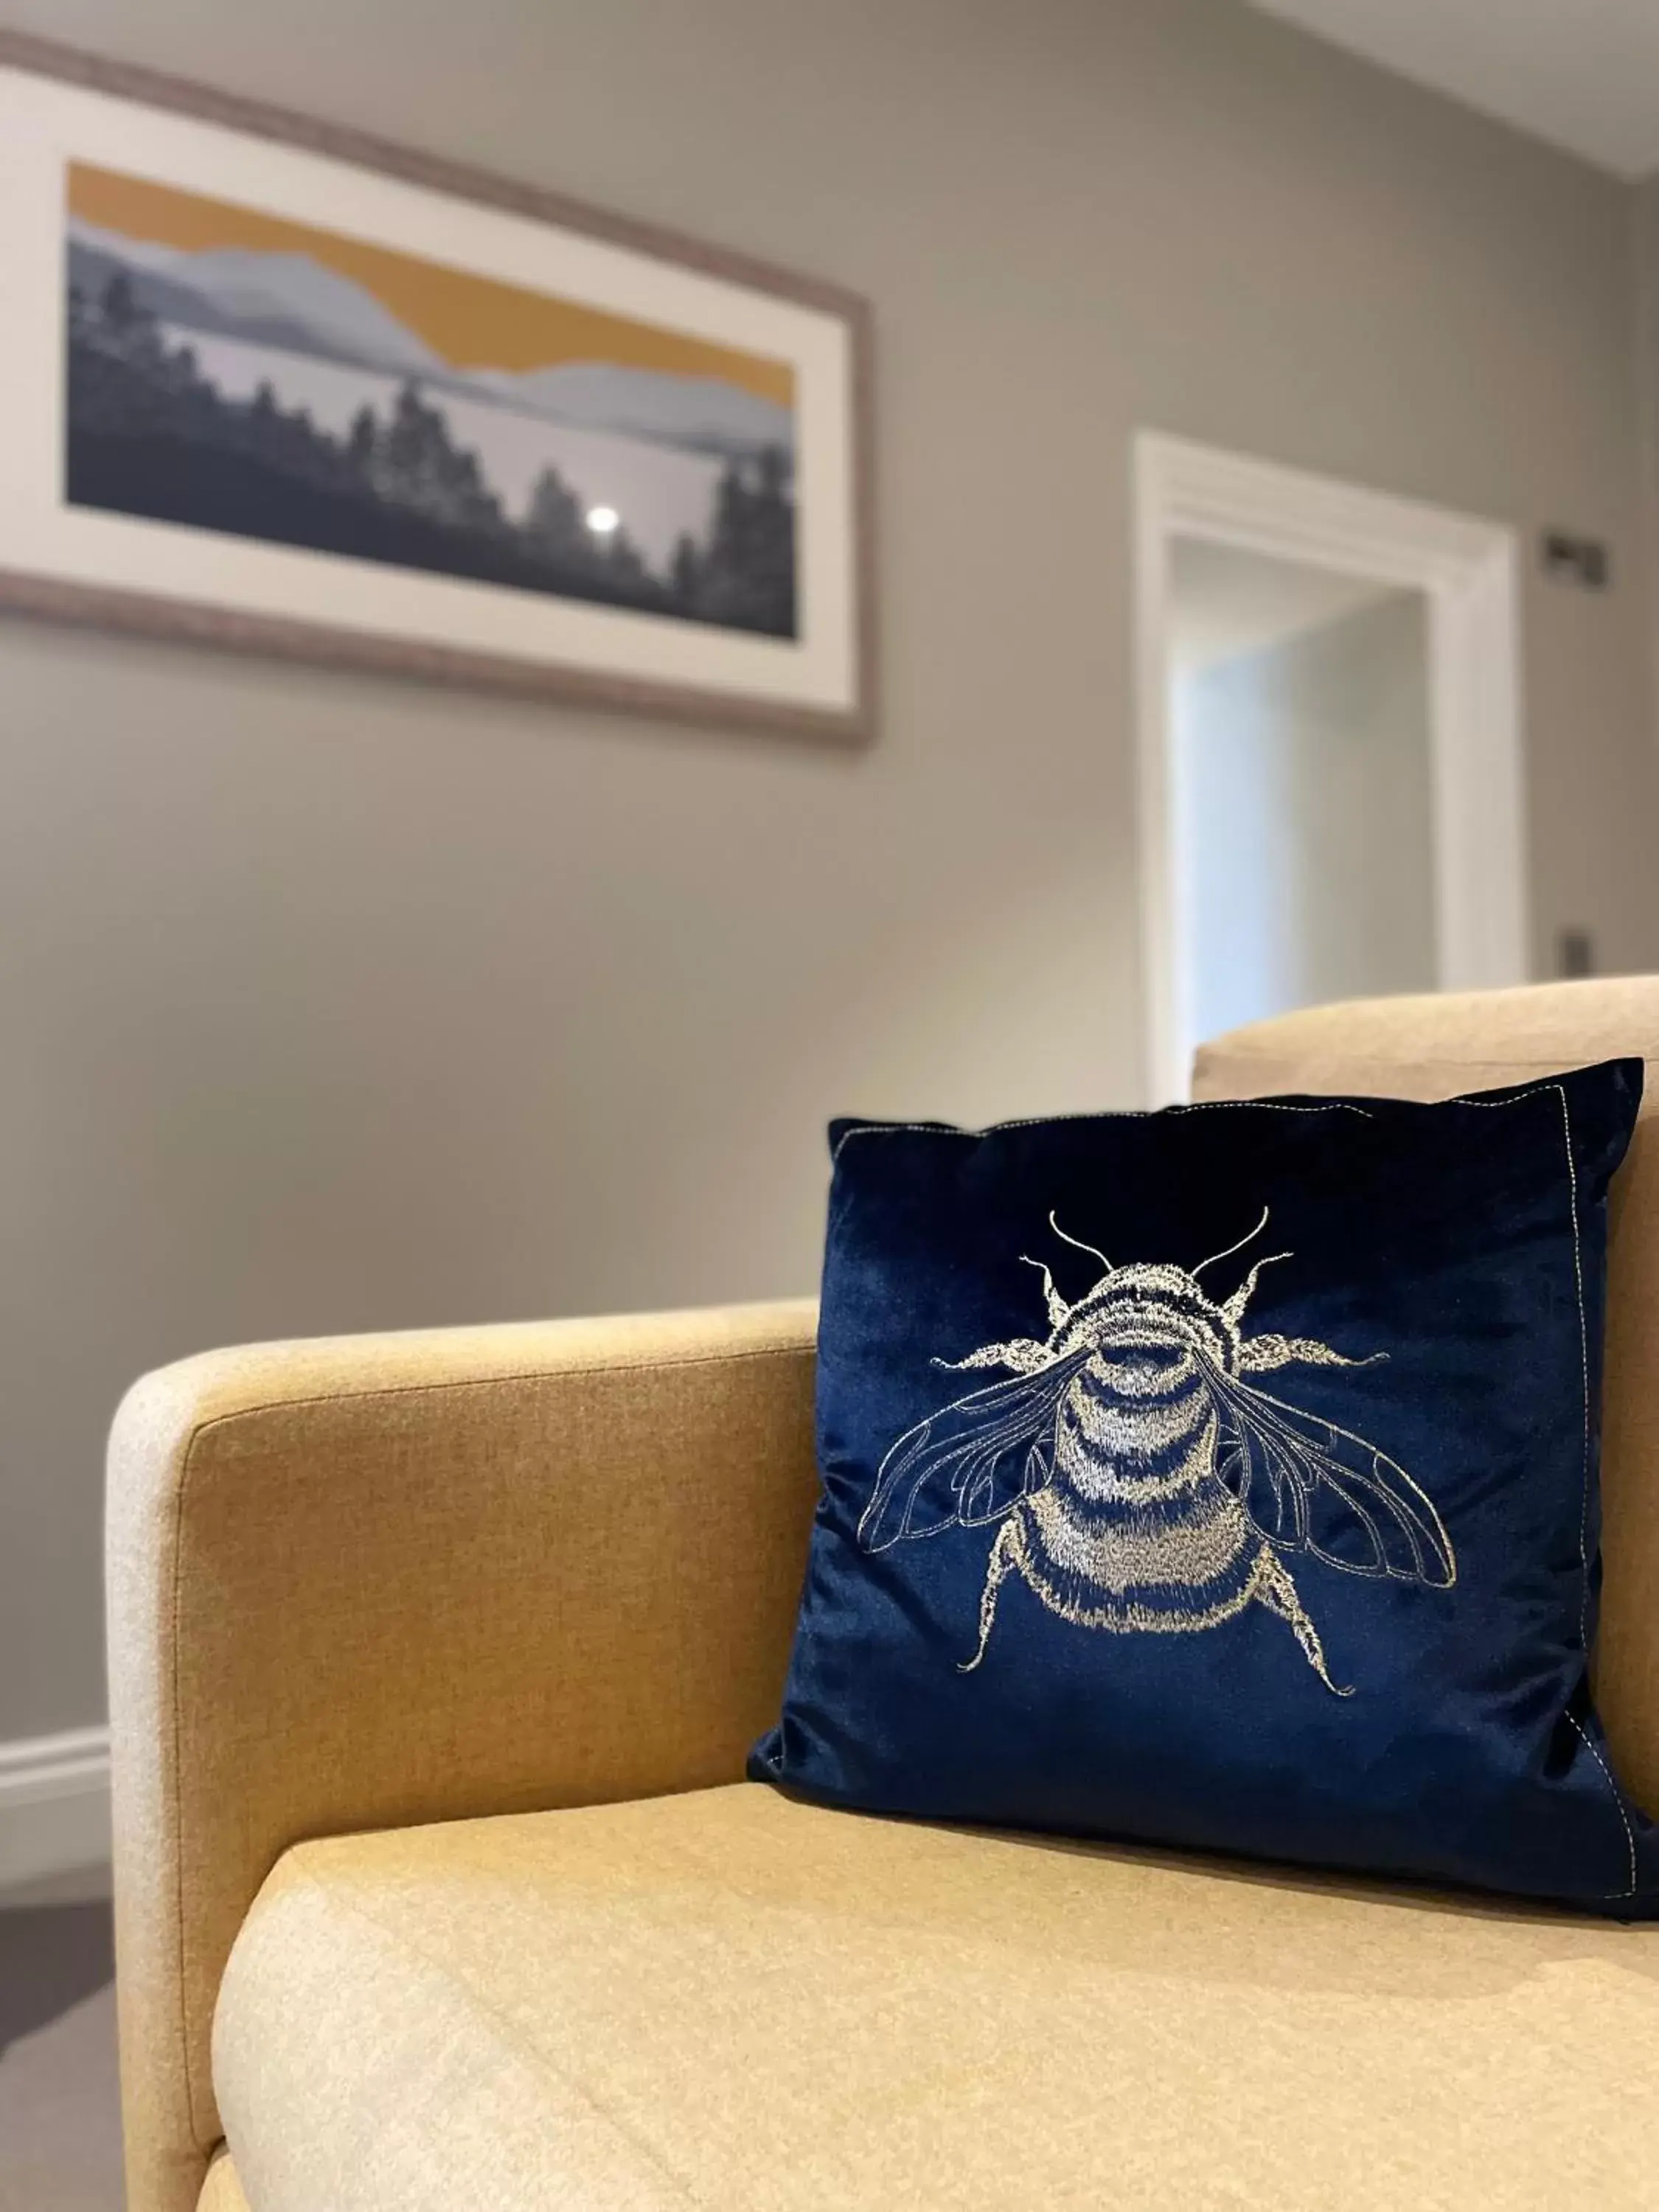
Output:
top-left (858, 1208), bottom-right (1456, 1696)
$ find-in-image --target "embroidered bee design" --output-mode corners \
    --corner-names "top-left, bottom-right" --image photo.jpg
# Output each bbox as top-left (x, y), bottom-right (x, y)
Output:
top-left (857, 1208), bottom-right (1455, 1695)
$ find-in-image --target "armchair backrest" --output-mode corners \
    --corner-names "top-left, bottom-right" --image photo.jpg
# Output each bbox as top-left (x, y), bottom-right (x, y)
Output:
top-left (1192, 977), bottom-right (1659, 1816)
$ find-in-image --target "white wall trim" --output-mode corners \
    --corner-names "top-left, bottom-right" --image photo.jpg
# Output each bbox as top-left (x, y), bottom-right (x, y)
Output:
top-left (0, 1724), bottom-right (112, 1887)
top-left (1133, 433), bottom-right (1528, 1104)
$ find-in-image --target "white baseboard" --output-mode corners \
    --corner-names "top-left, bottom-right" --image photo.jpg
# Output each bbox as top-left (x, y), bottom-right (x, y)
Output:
top-left (0, 1725), bottom-right (112, 1888)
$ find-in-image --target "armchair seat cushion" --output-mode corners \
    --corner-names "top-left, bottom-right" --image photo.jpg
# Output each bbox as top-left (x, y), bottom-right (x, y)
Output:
top-left (213, 1783), bottom-right (1659, 2211)
top-left (196, 2153), bottom-right (249, 2211)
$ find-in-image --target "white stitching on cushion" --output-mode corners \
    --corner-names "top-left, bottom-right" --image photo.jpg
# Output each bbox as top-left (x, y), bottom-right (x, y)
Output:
top-left (831, 1100), bottom-right (1374, 1165)
top-left (1453, 1081), bottom-right (1637, 1899)
top-left (1567, 1711), bottom-right (1638, 1900)
top-left (1460, 1086), bottom-right (1592, 1646)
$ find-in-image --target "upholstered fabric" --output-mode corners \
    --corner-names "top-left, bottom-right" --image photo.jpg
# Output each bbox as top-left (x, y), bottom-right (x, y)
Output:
top-left (214, 1781), bottom-right (1659, 2211)
top-left (760, 1065), bottom-right (1650, 1907)
top-left (196, 2152), bottom-right (250, 2211)
top-left (110, 975), bottom-right (1659, 2212)
top-left (1193, 978), bottom-right (1659, 1820)
top-left (107, 1300), bottom-right (819, 2212)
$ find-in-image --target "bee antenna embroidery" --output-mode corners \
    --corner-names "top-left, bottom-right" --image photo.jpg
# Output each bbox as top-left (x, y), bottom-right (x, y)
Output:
top-left (1020, 1255), bottom-right (1071, 1330)
top-left (1191, 1205), bottom-right (1273, 1281)
top-left (1048, 1211), bottom-right (1113, 1273)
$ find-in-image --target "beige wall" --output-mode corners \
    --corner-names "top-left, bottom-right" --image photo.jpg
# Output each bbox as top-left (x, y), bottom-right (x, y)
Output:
top-left (1638, 173), bottom-right (1659, 723)
top-left (1, 0), bottom-right (1655, 1742)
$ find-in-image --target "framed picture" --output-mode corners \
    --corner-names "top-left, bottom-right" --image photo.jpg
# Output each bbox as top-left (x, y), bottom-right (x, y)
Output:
top-left (0, 33), bottom-right (874, 740)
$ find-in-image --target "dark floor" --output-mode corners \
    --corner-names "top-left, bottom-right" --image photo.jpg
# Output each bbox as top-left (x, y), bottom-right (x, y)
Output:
top-left (0, 1866), bottom-right (125, 2211)
top-left (1, 1893), bottom-right (114, 2053)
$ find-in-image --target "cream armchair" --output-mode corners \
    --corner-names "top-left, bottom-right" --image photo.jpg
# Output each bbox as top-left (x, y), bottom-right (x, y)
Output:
top-left (108, 980), bottom-right (1659, 2212)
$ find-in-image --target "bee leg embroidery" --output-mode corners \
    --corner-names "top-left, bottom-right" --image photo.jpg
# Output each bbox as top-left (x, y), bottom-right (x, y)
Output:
top-left (959, 1520), bottom-right (1020, 1674)
top-left (1254, 1554), bottom-right (1353, 1698)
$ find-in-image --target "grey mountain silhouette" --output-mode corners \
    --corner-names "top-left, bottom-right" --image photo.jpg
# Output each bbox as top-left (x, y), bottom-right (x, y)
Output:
top-left (469, 361), bottom-right (793, 458)
top-left (67, 220), bottom-right (794, 458)
top-left (69, 222), bottom-right (442, 378)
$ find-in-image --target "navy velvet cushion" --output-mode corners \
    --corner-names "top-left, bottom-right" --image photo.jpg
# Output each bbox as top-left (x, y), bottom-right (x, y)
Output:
top-left (751, 1060), bottom-right (1658, 1913)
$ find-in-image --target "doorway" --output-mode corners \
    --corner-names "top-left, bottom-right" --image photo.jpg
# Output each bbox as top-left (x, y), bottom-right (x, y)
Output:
top-left (1133, 436), bottom-right (1528, 1103)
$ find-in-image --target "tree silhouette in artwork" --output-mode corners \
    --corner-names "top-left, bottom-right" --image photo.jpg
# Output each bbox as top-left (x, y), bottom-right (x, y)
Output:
top-left (668, 443), bottom-right (797, 638)
top-left (523, 465), bottom-right (589, 562)
top-left (63, 268), bottom-right (799, 636)
top-left (524, 467), bottom-right (658, 592)
top-left (346, 404), bottom-right (378, 472)
top-left (362, 383), bottom-right (505, 532)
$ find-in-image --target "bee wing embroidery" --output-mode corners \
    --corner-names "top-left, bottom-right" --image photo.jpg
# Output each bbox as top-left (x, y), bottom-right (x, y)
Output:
top-left (858, 1347), bottom-right (1096, 1552)
top-left (1206, 1363), bottom-right (1456, 1587)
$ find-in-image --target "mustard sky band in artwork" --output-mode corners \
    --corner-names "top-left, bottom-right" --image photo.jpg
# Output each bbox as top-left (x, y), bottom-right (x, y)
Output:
top-left (66, 162), bottom-right (796, 403)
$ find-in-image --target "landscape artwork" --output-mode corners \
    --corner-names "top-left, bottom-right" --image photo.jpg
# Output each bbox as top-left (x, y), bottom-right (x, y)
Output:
top-left (66, 163), bottom-right (799, 641)
top-left (0, 36), bottom-right (870, 737)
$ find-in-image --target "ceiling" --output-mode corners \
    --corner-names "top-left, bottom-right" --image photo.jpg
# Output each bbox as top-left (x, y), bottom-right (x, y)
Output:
top-left (1169, 538), bottom-right (1404, 678)
top-left (1246, 0), bottom-right (1659, 177)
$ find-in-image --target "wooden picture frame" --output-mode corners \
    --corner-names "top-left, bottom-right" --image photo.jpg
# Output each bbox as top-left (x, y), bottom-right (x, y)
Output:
top-left (0, 31), bottom-right (876, 741)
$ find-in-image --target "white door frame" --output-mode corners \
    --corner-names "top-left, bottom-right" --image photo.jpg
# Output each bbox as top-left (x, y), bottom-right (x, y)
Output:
top-left (1133, 432), bottom-right (1528, 1104)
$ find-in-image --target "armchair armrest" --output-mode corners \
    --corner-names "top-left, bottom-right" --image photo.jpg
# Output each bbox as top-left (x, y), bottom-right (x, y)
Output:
top-left (106, 1298), bottom-right (818, 2212)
